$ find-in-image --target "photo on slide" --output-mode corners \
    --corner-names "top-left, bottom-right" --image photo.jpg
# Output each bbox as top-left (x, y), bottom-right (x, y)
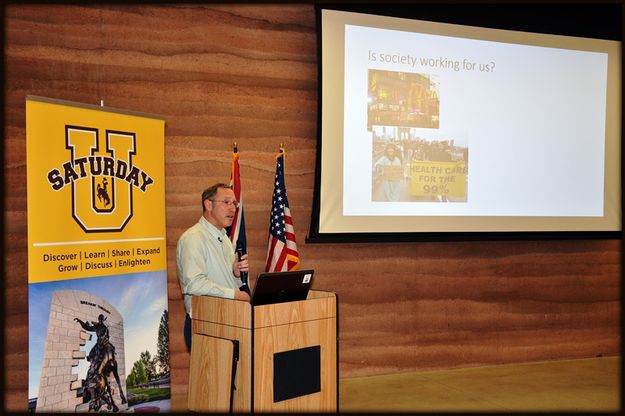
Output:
top-left (368, 69), bottom-right (440, 130)
top-left (371, 126), bottom-right (469, 203)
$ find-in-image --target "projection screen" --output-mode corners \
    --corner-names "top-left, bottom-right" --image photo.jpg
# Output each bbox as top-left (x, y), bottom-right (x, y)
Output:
top-left (310, 6), bottom-right (621, 241)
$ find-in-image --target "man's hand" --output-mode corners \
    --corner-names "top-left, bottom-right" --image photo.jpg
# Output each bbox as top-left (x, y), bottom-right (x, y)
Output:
top-left (234, 290), bottom-right (251, 301)
top-left (233, 253), bottom-right (249, 278)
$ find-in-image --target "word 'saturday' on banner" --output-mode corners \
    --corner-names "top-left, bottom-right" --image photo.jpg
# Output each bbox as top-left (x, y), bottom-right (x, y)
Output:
top-left (26, 97), bottom-right (167, 283)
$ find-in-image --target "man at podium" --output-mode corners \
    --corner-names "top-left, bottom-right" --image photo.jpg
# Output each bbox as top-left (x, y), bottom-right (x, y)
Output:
top-left (176, 183), bottom-right (251, 351)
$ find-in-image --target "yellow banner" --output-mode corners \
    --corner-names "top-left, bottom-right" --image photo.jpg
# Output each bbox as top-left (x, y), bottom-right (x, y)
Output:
top-left (408, 160), bottom-right (467, 198)
top-left (26, 97), bottom-right (166, 282)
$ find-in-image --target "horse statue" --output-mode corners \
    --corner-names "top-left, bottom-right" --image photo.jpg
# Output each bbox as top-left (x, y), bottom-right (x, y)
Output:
top-left (83, 356), bottom-right (127, 412)
top-left (75, 314), bottom-right (127, 412)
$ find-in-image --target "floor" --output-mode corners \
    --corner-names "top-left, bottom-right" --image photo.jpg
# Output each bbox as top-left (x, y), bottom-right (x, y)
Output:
top-left (172, 356), bottom-right (620, 412)
top-left (339, 356), bottom-right (620, 412)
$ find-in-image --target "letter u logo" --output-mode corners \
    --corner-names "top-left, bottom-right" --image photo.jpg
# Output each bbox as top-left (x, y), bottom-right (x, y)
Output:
top-left (66, 126), bottom-right (135, 232)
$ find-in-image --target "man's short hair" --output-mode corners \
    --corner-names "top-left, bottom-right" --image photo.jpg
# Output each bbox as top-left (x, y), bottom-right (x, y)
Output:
top-left (201, 183), bottom-right (231, 210)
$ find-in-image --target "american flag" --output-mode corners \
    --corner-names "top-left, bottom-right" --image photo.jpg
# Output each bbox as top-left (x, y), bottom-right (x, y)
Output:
top-left (227, 145), bottom-right (246, 252)
top-left (265, 146), bottom-right (300, 272)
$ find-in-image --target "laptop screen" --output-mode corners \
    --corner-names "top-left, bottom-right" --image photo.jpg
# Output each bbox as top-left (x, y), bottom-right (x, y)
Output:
top-left (250, 269), bottom-right (314, 306)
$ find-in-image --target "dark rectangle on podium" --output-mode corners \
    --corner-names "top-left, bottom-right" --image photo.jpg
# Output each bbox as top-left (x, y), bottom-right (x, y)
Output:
top-left (273, 345), bottom-right (321, 402)
top-left (251, 269), bottom-right (314, 306)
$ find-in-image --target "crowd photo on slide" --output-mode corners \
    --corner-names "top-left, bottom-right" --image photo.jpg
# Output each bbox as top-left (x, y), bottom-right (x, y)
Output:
top-left (368, 69), bottom-right (468, 203)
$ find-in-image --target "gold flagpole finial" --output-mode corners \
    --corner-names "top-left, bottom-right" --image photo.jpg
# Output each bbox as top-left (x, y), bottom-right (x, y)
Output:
top-left (233, 142), bottom-right (238, 153)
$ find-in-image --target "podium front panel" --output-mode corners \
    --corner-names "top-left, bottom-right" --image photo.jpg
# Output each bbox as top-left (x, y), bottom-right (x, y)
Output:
top-left (253, 316), bottom-right (337, 412)
top-left (189, 312), bottom-right (252, 413)
top-left (188, 334), bottom-right (234, 412)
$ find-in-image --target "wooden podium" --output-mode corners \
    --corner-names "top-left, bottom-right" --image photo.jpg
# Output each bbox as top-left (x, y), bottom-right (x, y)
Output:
top-left (188, 290), bottom-right (338, 413)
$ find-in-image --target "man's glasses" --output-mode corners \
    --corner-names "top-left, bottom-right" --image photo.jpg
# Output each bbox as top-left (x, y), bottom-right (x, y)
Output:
top-left (210, 199), bottom-right (240, 208)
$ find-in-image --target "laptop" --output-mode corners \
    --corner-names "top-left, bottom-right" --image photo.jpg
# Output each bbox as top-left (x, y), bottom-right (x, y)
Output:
top-left (250, 269), bottom-right (314, 306)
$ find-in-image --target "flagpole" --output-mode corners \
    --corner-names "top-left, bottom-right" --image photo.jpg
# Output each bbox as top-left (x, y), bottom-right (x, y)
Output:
top-left (265, 143), bottom-right (300, 272)
top-left (227, 143), bottom-right (246, 255)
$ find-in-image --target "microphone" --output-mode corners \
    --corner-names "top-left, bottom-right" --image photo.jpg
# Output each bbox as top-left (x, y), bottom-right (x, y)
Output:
top-left (217, 236), bottom-right (223, 243)
top-left (235, 240), bottom-right (250, 295)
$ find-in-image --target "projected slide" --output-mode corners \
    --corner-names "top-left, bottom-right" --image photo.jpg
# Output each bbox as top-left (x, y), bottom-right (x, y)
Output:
top-left (317, 9), bottom-right (621, 235)
top-left (343, 23), bottom-right (608, 216)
